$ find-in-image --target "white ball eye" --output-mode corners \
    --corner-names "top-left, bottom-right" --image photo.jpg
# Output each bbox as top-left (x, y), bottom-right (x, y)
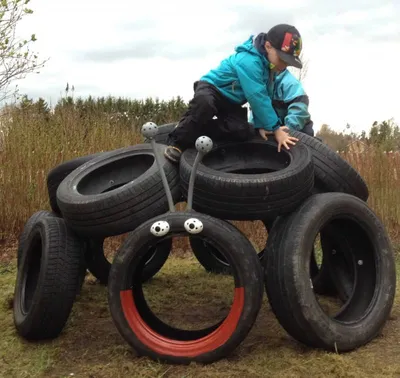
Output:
top-left (150, 220), bottom-right (170, 237)
top-left (141, 122), bottom-right (159, 138)
top-left (195, 136), bottom-right (213, 153)
top-left (184, 218), bottom-right (204, 234)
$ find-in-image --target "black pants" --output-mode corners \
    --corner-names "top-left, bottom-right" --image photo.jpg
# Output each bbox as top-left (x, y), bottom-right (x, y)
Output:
top-left (167, 80), bottom-right (255, 150)
top-left (302, 120), bottom-right (314, 137)
top-left (168, 80), bottom-right (315, 149)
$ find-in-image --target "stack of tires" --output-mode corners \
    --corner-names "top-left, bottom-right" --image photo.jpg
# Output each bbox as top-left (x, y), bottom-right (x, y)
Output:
top-left (13, 122), bottom-right (396, 365)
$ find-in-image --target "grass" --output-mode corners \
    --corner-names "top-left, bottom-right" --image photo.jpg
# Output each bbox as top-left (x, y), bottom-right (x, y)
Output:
top-left (0, 241), bottom-right (399, 378)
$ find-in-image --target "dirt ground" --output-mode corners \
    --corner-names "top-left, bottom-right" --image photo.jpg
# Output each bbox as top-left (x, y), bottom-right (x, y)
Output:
top-left (0, 239), bottom-right (399, 378)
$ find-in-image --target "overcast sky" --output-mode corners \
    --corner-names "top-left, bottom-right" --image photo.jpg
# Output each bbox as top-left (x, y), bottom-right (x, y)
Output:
top-left (13, 0), bottom-right (400, 134)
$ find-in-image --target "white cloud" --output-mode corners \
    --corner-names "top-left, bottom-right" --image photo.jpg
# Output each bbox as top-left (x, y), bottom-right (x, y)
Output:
top-left (302, 34), bottom-right (400, 134)
top-left (9, 0), bottom-right (400, 134)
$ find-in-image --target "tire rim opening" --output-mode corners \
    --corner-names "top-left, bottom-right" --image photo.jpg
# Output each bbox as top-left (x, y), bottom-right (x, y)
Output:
top-left (311, 218), bottom-right (375, 323)
top-left (201, 142), bottom-right (290, 173)
top-left (195, 220), bottom-right (268, 267)
top-left (121, 234), bottom-right (239, 344)
top-left (141, 235), bottom-right (235, 331)
top-left (77, 154), bottom-right (155, 195)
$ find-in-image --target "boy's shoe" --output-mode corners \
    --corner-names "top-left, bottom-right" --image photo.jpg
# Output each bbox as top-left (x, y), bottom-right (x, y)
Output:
top-left (164, 145), bottom-right (182, 163)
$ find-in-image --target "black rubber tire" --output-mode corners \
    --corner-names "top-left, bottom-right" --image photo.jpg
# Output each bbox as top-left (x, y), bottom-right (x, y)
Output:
top-left (56, 143), bottom-right (182, 237)
top-left (143, 122), bottom-right (178, 144)
top-left (189, 219), bottom-right (272, 275)
top-left (17, 210), bottom-right (57, 267)
top-left (47, 152), bottom-right (105, 214)
top-left (264, 192), bottom-right (396, 352)
top-left (17, 210), bottom-right (87, 293)
top-left (46, 148), bottom-right (175, 285)
top-left (107, 211), bottom-right (264, 364)
top-left (289, 131), bottom-right (369, 201)
top-left (179, 137), bottom-right (314, 220)
top-left (84, 238), bottom-right (172, 285)
top-left (13, 216), bottom-right (85, 340)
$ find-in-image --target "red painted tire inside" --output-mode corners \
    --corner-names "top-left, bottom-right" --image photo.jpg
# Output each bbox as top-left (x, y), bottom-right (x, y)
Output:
top-left (120, 287), bottom-right (244, 357)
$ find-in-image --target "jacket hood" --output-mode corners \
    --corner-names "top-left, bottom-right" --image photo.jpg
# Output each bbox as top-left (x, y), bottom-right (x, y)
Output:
top-left (235, 36), bottom-right (260, 54)
top-left (235, 35), bottom-right (270, 64)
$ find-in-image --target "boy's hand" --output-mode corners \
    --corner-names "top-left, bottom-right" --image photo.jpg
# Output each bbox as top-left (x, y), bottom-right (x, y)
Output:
top-left (258, 129), bottom-right (274, 140)
top-left (274, 127), bottom-right (299, 152)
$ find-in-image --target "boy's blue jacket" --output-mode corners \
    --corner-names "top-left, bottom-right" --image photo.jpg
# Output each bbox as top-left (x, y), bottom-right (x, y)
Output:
top-left (200, 35), bottom-right (311, 131)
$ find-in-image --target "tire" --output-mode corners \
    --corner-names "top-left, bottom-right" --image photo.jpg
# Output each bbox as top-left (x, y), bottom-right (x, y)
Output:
top-left (179, 137), bottom-right (314, 220)
top-left (47, 152), bottom-right (105, 214)
top-left (85, 237), bottom-right (172, 284)
top-left (264, 192), bottom-right (396, 352)
top-left (17, 210), bottom-right (87, 294)
top-left (17, 210), bottom-right (57, 267)
top-left (56, 143), bottom-right (182, 237)
top-left (289, 131), bottom-right (369, 201)
top-left (108, 211), bottom-right (264, 364)
top-left (143, 122), bottom-right (178, 144)
top-left (13, 216), bottom-right (85, 340)
top-left (189, 219), bottom-right (272, 275)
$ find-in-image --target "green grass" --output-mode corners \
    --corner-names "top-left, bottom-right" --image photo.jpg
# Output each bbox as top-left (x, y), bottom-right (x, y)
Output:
top-left (1, 249), bottom-right (399, 378)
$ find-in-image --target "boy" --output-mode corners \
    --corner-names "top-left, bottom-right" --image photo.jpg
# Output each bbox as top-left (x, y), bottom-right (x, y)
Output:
top-left (164, 23), bottom-right (310, 163)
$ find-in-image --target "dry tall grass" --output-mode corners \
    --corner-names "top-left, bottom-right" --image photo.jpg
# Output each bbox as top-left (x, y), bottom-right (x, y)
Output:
top-left (1, 103), bottom-right (399, 246)
top-left (0, 105), bottom-right (145, 239)
top-left (342, 150), bottom-right (400, 240)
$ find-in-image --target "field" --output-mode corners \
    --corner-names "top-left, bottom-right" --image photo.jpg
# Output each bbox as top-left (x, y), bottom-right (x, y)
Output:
top-left (0, 244), bottom-right (399, 378)
top-left (0, 100), bottom-right (399, 377)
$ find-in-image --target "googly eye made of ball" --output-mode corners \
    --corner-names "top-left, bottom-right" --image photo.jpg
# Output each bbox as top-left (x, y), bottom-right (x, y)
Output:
top-left (150, 220), bottom-right (170, 237)
top-left (184, 218), bottom-right (204, 234)
top-left (141, 122), bottom-right (159, 138)
top-left (195, 136), bottom-right (213, 154)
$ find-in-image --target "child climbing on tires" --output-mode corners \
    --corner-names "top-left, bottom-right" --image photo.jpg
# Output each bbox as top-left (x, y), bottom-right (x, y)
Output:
top-left (164, 23), bottom-right (314, 164)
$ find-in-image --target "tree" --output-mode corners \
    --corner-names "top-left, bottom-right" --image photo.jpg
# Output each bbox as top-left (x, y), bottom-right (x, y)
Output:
top-left (316, 123), bottom-right (358, 152)
top-left (368, 118), bottom-right (400, 151)
top-left (0, 0), bottom-right (47, 102)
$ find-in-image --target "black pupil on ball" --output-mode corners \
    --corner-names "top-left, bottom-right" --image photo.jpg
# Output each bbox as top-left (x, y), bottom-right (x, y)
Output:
top-left (155, 226), bottom-right (160, 232)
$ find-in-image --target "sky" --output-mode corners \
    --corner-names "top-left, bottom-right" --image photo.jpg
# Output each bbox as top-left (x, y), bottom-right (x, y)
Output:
top-left (11, 0), bottom-right (400, 134)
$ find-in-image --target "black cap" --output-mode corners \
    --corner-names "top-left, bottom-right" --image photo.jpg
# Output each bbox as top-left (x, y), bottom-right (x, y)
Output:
top-left (266, 24), bottom-right (303, 69)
